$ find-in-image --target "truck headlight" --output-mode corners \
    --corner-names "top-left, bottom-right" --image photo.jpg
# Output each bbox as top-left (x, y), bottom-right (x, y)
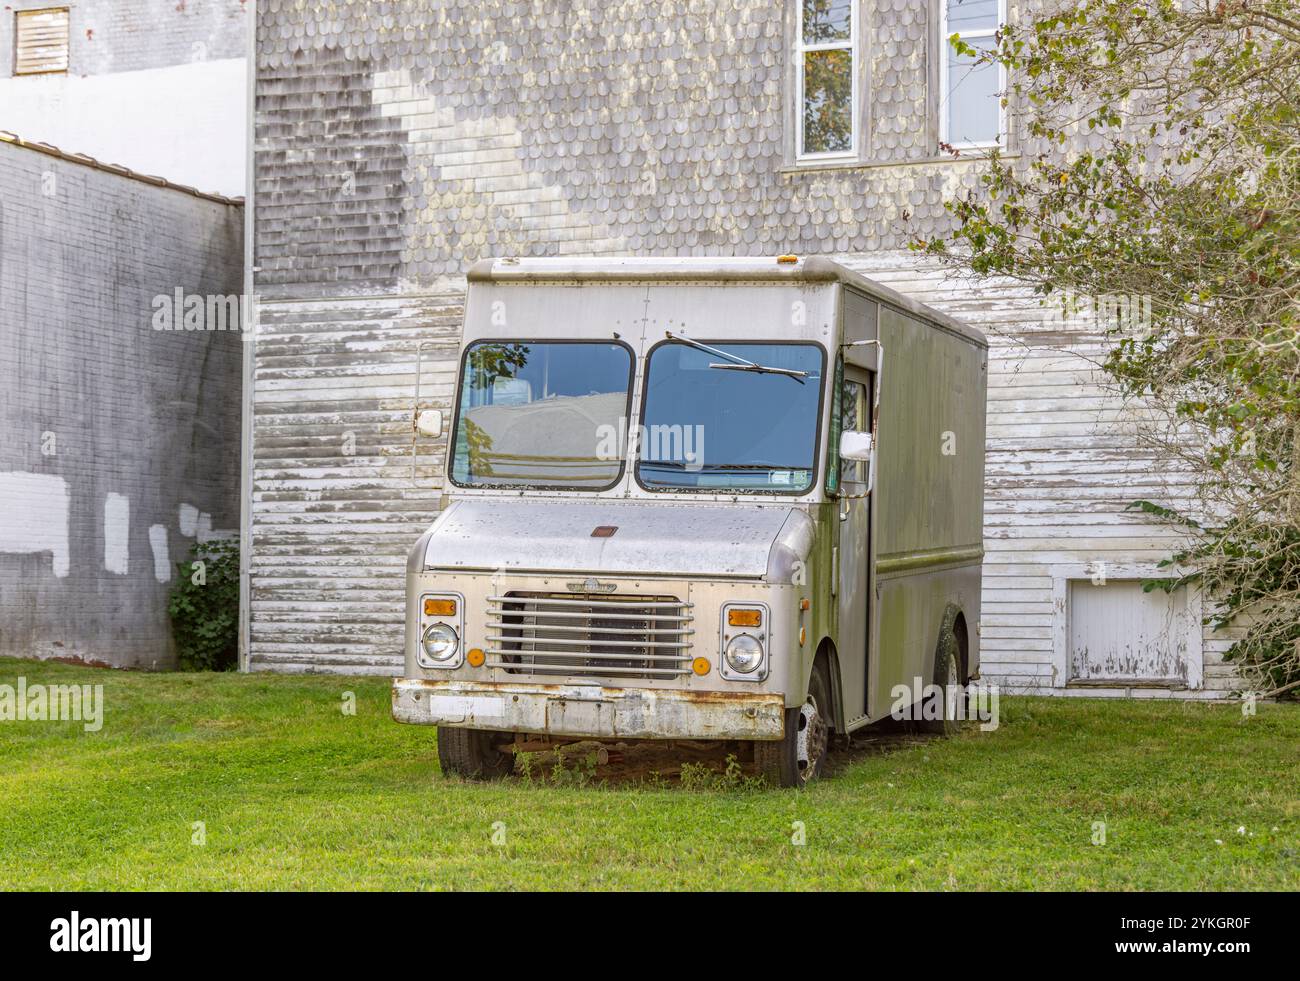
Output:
top-left (421, 622), bottom-right (459, 661)
top-left (724, 633), bottom-right (764, 674)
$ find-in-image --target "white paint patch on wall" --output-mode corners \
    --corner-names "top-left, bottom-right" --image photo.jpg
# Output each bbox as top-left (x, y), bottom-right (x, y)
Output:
top-left (0, 58), bottom-right (246, 197)
top-left (371, 68), bottom-right (628, 260)
top-left (149, 524), bottom-right (171, 583)
top-left (103, 493), bottom-right (130, 574)
top-left (179, 504), bottom-right (213, 542)
top-left (0, 472), bottom-right (70, 577)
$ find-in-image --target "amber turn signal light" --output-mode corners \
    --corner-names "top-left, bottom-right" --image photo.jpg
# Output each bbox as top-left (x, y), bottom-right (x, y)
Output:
top-left (424, 598), bottom-right (457, 617)
top-left (727, 608), bottom-right (762, 627)
top-left (466, 648), bottom-right (485, 667)
top-left (692, 657), bottom-right (711, 676)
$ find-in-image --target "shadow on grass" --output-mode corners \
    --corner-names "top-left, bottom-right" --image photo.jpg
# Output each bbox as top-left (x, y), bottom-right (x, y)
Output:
top-left (497, 721), bottom-right (941, 788)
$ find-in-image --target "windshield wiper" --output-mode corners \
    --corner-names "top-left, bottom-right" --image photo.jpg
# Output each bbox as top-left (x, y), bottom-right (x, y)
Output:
top-left (705, 362), bottom-right (807, 382)
top-left (664, 332), bottom-right (808, 383)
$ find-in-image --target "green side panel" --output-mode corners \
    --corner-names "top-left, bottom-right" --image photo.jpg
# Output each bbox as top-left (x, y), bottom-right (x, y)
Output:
top-left (875, 308), bottom-right (987, 558)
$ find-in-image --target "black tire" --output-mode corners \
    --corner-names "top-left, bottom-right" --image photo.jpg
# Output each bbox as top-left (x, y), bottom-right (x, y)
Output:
top-left (756, 662), bottom-right (832, 788)
top-left (437, 726), bottom-right (515, 780)
top-left (918, 621), bottom-right (962, 736)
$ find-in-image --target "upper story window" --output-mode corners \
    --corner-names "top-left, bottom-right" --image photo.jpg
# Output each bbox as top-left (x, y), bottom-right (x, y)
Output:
top-left (14, 7), bottom-right (70, 76)
top-left (940, 0), bottom-right (1004, 148)
top-left (796, 0), bottom-right (857, 160)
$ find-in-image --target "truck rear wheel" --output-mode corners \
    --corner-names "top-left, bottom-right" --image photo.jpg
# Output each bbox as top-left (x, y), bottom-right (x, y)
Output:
top-left (918, 622), bottom-right (962, 737)
top-left (756, 663), bottom-right (831, 789)
top-left (437, 726), bottom-right (515, 780)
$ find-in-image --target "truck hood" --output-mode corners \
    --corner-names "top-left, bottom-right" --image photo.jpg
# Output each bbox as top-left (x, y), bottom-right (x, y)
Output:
top-left (420, 498), bottom-right (814, 582)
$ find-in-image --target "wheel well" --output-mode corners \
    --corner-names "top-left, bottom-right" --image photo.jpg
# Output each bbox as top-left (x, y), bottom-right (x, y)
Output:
top-left (812, 638), bottom-right (843, 733)
top-left (953, 611), bottom-right (970, 684)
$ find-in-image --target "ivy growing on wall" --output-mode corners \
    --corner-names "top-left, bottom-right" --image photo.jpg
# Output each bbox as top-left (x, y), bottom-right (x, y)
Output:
top-left (168, 538), bottom-right (240, 671)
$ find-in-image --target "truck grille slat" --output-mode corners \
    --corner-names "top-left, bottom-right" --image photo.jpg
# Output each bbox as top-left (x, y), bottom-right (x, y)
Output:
top-left (484, 609), bottom-right (694, 623)
top-left (488, 591), bottom-right (694, 681)
top-left (486, 634), bottom-right (690, 650)
top-left (483, 649), bottom-right (692, 663)
top-left (484, 620), bottom-right (693, 637)
top-left (487, 595), bottom-right (685, 609)
top-left (483, 661), bottom-right (688, 677)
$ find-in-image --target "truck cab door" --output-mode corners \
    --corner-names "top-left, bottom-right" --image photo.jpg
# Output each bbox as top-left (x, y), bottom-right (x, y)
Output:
top-left (835, 367), bottom-right (872, 724)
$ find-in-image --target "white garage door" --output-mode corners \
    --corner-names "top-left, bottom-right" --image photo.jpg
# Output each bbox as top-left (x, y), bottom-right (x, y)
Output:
top-left (1067, 579), bottom-right (1201, 687)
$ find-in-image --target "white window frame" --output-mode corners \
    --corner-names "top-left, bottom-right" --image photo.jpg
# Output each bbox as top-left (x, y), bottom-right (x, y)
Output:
top-left (938, 0), bottom-right (1006, 150)
top-left (795, 0), bottom-right (858, 162)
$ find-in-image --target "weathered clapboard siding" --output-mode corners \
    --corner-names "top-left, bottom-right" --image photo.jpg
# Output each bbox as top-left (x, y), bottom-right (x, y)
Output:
top-left (246, 291), bottom-right (463, 674)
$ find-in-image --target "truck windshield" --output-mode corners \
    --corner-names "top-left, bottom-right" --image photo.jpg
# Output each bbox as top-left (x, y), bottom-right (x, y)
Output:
top-left (637, 341), bottom-right (825, 493)
top-left (449, 341), bottom-right (633, 489)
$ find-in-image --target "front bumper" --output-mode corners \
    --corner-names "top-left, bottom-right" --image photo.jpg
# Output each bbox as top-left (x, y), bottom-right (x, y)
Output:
top-left (392, 678), bottom-right (786, 741)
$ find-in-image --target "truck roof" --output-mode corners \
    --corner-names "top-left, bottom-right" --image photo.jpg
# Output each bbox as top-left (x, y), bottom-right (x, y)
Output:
top-left (466, 256), bottom-right (987, 348)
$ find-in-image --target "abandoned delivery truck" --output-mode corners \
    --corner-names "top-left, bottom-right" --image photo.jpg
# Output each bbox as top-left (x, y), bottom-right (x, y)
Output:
top-left (392, 256), bottom-right (987, 787)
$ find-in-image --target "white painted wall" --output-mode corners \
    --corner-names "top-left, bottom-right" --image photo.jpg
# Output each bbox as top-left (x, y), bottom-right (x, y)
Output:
top-left (0, 58), bottom-right (245, 197)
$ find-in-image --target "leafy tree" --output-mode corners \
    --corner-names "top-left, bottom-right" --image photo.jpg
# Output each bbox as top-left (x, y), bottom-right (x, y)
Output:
top-left (467, 342), bottom-right (529, 388)
top-left (916, 1), bottom-right (1300, 695)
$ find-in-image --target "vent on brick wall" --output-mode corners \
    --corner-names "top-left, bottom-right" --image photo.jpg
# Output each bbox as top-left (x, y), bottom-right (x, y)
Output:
top-left (14, 7), bottom-right (70, 76)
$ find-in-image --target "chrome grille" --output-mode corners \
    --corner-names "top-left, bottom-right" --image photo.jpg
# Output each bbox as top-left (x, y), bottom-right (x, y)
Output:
top-left (486, 592), bottom-right (694, 680)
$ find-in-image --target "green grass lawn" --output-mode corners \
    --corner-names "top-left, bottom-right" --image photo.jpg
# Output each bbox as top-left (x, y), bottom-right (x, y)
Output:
top-left (0, 656), bottom-right (1295, 890)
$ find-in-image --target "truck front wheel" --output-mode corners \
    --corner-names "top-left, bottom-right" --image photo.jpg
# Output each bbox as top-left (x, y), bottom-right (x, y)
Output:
top-left (437, 726), bottom-right (515, 780)
top-left (755, 663), bottom-right (831, 789)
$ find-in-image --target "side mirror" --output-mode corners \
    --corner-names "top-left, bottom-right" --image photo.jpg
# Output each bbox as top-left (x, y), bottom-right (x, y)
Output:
top-left (415, 409), bottom-right (443, 439)
top-left (839, 430), bottom-right (873, 463)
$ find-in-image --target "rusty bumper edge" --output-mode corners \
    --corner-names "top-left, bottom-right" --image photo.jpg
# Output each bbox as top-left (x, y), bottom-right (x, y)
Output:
top-left (392, 678), bottom-right (786, 741)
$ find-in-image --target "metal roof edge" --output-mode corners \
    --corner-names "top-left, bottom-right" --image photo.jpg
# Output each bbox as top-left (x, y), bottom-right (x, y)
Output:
top-left (0, 130), bottom-right (244, 206)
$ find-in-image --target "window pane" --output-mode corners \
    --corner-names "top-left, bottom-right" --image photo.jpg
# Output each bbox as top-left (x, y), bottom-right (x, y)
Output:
top-left (841, 379), bottom-right (859, 432)
top-left (946, 36), bottom-right (1000, 144)
top-left (638, 343), bottom-right (824, 493)
top-left (803, 0), bottom-right (852, 44)
top-left (946, 0), bottom-right (998, 32)
top-left (450, 342), bottom-right (632, 489)
top-left (840, 380), bottom-right (867, 484)
top-left (826, 356), bottom-right (844, 494)
top-left (802, 48), bottom-right (853, 154)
